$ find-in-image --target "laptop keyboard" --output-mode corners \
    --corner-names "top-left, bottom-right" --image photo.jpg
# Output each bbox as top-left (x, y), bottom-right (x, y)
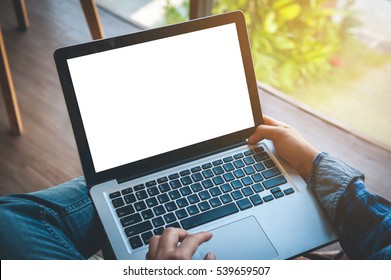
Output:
top-left (108, 146), bottom-right (295, 250)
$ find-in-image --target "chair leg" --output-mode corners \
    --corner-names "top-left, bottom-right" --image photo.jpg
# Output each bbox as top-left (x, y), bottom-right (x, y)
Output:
top-left (0, 28), bottom-right (23, 135)
top-left (12, 0), bottom-right (29, 31)
top-left (79, 0), bottom-right (104, 40)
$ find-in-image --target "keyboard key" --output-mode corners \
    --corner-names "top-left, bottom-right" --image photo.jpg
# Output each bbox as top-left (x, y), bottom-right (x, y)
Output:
top-left (199, 190), bottom-right (211, 200)
top-left (254, 147), bottom-right (264, 153)
top-left (223, 172), bottom-right (235, 182)
top-left (181, 203), bottom-right (239, 230)
top-left (252, 173), bottom-right (263, 182)
top-left (125, 220), bottom-right (152, 237)
top-left (284, 188), bottom-right (295, 195)
top-left (233, 169), bottom-right (245, 178)
top-left (202, 179), bottom-right (214, 189)
top-left (158, 183), bottom-right (170, 193)
top-left (212, 159), bottom-right (223, 166)
top-left (180, 169), bottom-right (191, 176)
top-left (187, 205), bottom-right (200, 215)
top-left (254, 152), bottom-right (269, 162)
top-left (212, 166), bottom-right (224, 175)
top-left (168, 173), bottom-right (179, 180)
top-left (237, 198), bottom-right (252, 210)
top-left (165, 201), bottom-right (178, 212)
top-left (210, 197), bottom-right (222, 208)
top-left (152, 216), bottom-right (164, 227)
top-left (153, 227), bottom-right (164, 235)
top-left (120, 213), bottom-right (142, 227)
top-left (147, 186), bottom-right (159, 196)
top-left (220, 183), bottom-right (233, 193)
top-left (175, 209), bottom-right (188, 219)
top-left (169, 190), bottom-right (180, 200)
top-left (198, 201), bottom-right (211, 211)
top-left (244, 157), bottom-right (255, 165)
top-left (254, 163), bottom-right (266, 172)
top-left (141, 231), bottom-right (153, 245)
top-left (191, 166), bottom-right (201, 173)
top-left (252, 183), bottom-right (264, 193)
top-left (264, 159), bottom-right (275, 168)
top-left (136, 190), bottom-right (148, 200)
top-left (188, 194), bottom-right (200, 204)
top-left (180, 186), bottom-right (192, 196)
top-left (164, 213), bottom-right (177, 223)
top-left (244, 150), bottom-right (254, 156)
top-left (250, 194), bottom-right (263, 206)
top-left (134, 184), bottom-right (145, 191)
top-left (271, 187), bottom-right (282, 194)
top-left (262, 167), bottom-right (281, 179)
top-left (121, 188), bottom-right (133, 195)
top-left (141, 209), bottom-right (154, 220)
top-left (242, 186), bottom-right (254, 196)
top-left (231, 190), bottom-right (243, 200)
top-left (231, 180), bottom-right (243, 189)
top-left (166, 222), bottom-right (181, 229)
top-left (180, 176), bottom-right (193, 186)
top-left (190, 182), bottom-right (203, 192)
top-left (109, 191), bottom-right (121, 199)
top-left (191, 173), bottom-right (203, 182)
top-left (170, 179), bottom-right (182, 189)
top-left (263, 175), bottom-right (287, 189)
top-left (263, 195), bottom-right (274, 202)
top-left (134, 201), bottom-right (147, 211)
top-left (223, 162), bottom-right (235, 172)
top-left (202, 169), bottom-right (214, 179)
top-left (233, 159), bottom-right (245, 168)
top-left (202, 163), bottom-right (212, 169)
top-left (176, 197), bottom-right (189, 208)
top-left (111, 197), bottom-right (125, 208)
top-left (273, 191), bottom-right (284, 199)
top-left (157, 177), bottom-right (168, 184)
top-left (234, 152), bottom-right (244, 159)
top-left (244, 166), bottom-right (255, 175)
top-left (212, 176), bottom-right (224, 185)
top-left (116, 205), bottom-right (135, 218)
top-left (146, 180), bottom-right (157, 187)
top-left (129, 235), bottom-right (143, 249)
top-left (157, 193), bottom-right (169, 203)
top-left (221, 194), bottom-right (233, 204)
top-left (223, 156), bottom-right (233, 162)
top-left (210, 187), bottom-right (222, 197)
top-left (153, 205), bottom-right (166, 216)
top-left (241, 176), bottom-right (253, 186)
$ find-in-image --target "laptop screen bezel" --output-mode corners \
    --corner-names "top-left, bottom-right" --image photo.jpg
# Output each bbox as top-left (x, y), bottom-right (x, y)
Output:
top-left (54, 11), bottom-right (262, 188)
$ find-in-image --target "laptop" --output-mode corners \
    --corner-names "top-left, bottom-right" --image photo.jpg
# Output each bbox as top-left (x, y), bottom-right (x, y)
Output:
top-left (54, 11), bottom-right (337, 260)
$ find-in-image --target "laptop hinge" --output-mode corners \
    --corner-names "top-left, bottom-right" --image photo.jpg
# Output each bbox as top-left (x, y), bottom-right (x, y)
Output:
top-left (117, 140), bottom-right (248, 184)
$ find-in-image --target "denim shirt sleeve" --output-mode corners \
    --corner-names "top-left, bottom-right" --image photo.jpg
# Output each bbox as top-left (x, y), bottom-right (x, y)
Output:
top-left (307, 152), bottom-right (364, 223)
top-left (307, 152), bottom-right (391, 259)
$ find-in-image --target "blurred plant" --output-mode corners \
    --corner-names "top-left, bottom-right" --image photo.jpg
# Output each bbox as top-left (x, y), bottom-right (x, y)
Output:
top-left (164, 0), bottom-right (189, 25)
top-left (213, 0), bottom-right (353, 91)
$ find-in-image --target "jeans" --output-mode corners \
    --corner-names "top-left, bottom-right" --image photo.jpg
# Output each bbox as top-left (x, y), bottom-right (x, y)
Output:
top-left (0, 177), bottom-right (106, 259)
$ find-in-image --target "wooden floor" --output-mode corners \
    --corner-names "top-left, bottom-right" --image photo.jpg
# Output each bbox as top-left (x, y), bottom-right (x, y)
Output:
top-left (1, 0), bottom-right (390, 203)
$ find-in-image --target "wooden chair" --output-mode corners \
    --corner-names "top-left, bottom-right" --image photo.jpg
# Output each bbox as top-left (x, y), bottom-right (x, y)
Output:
top-left (0, 0), bottom-right (104, 135)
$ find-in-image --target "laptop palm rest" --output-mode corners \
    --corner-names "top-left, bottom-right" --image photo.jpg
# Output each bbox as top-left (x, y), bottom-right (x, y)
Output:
top-left (195, 216), bottom-right (279, 260)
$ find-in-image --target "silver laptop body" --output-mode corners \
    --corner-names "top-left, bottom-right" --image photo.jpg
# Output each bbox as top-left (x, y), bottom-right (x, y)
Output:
top-left (54, 11), bottom-right (338, 260)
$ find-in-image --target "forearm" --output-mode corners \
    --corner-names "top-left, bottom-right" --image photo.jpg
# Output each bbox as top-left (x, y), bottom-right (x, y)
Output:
top-left (307, 152), bottom-right (391, 259)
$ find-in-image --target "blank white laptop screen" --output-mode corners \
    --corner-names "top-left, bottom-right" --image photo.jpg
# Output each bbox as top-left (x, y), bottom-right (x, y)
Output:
top-left (67, 23), bottom-right (254, 173)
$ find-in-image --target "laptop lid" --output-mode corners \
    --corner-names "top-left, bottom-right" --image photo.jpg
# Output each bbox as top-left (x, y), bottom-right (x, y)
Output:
top-left (54, 11), bottom-right (262, 188)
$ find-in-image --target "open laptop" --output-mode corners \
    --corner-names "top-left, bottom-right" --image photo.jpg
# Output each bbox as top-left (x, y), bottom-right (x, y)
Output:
top-left (54, 11), bottom-right (337, 259)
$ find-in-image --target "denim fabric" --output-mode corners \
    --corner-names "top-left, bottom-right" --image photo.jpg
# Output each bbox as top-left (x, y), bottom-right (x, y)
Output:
top-left (308, 152), bottom-right (391, 259)
top-left (0, 177), bottom-right (106, 259)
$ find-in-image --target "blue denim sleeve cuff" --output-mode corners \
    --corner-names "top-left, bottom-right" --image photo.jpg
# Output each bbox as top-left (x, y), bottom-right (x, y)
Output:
top-left (307, 152), bottom-right (365, 223)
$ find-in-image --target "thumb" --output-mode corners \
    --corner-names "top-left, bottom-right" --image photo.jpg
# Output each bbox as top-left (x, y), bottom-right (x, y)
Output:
top-left (248, 124), bottom-right (283, 145)
top-left (204, 252), bottom-right (216, 260)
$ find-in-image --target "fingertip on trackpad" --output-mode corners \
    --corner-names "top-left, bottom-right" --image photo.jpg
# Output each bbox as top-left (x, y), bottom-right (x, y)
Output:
top-left (196, 216), bottom-right (279, 260)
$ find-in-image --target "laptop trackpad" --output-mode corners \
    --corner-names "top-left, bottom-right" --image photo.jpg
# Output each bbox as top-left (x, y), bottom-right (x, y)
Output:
top-left (196, 216), bottom-right (279, 260)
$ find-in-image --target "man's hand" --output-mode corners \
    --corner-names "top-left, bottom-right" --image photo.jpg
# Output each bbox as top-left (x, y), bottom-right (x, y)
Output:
top-left (146, 227), bottom-right (215, 260)
top-left (248, 115), bottom-right (319, 181)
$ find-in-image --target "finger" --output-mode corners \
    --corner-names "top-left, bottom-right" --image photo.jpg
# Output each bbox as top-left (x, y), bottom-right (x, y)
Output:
top-left (248, 124), bottom-right (284, 145)
top-left (204, 252), bottom-right (216, 260)
top-left (178, 231), bottom-right (213, 257)
top-left (158, 227), bottom-right (188, 252)
top-left (146, 235), bottom-right (161, 259)
top-left (263, 115), bottom-right (289, 127)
